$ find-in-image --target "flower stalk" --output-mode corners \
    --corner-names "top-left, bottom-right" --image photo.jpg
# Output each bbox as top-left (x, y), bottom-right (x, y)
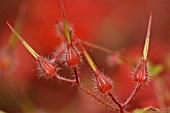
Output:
top-left (122, 13), bottom-right (152, 111)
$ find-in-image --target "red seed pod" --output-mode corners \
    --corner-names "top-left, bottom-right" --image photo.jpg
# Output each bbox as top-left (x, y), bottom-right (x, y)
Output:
top-left (66, 43), bottom-right (81, 67)
top-left (133, 59), bottom-right (148, 83)
top-left (37, 56), bottom-right (57, 79)
top-left (94, 71), bottom-right (113, 93)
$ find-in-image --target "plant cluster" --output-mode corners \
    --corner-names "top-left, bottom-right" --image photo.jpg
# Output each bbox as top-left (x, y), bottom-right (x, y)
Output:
top-left (1, 0), bottom-right (162, 113)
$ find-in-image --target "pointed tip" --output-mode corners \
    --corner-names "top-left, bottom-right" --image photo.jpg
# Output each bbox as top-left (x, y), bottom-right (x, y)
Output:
top-left (6, 21), bottom-right (12, 30)
top-left (6, 21), bottom-right (24, 42)
top-left (59, 0), bottom-right (71, 44)
top-left (6, 21), bottom-right (9, 26)
top-left (6, 21), bottom-right (39, 60)
top-left (60, 0), bottom-right (66, 20)
top-left (147, 13), bottom-right (152, 38)
top-left (143, 14), bottom-right (152, 60)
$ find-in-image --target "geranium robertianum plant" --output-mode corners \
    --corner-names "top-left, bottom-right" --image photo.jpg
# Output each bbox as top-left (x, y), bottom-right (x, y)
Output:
top-left (6, 0), bottom-right (153, 113)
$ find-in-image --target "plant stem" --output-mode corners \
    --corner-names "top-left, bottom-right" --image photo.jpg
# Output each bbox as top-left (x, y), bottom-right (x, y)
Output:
top-left (60, 0), bottom-right (71, 44)
top-left (108, 92), bottom-right (122, 110)
top-left (143, 14), bottom-right (152, 60)
top-left (80, 39), bottom-right (115, 55)
top-left (72, 33), bottom-right (135, 66)
top-left (73, 67), bottom-right (80, 84)
top-left (7, 22), bottom-right (39, 60)
top-left (122, 83), bottom-right (141, 107)
top-left (54, 74), bottom-right (77, 83)
top-left (58, 2), bottom-right (118, 110)
top-left (54, 71), bottom-right (119, 111)
top-left (79, 85), bottom-right (119, 111)
top-left (72, 33), bottom-right (99, 72)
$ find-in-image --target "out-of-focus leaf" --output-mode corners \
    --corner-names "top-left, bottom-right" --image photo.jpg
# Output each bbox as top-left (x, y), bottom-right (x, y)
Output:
top-left (0, 110), bottom-right (6, 113)
top-left (144, 107), bottom-right (161, 113)
top-left (150, 64), bottom-right (164, 77)
top-left (147, 61), bottom-right (164, 77)
top-left (132, 108), bottom-right (145, 113)
top-left (165, 54), bottom-right (170, 72)
top-left (106, 53), bottom-right (123, 66)
top-left (132, 107), bottom-right (161, 113)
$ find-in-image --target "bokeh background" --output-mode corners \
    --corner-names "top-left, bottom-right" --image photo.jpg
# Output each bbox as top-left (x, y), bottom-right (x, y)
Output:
top-left (0, 0), bottom-right (170, 113)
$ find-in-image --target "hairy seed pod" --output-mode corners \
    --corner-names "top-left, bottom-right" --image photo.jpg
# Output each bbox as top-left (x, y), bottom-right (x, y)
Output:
top-left (94, 71), bottom-right (113, 93)
top-left (133, 59), bottom-right (148, 83)
top-left (37, 57), bottom-right (57, 79)
top-left (66, 43), bottom-right (81, 67)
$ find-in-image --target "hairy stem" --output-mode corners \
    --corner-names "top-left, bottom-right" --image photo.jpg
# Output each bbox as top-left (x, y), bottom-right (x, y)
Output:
top-left (80, 39), bottom-right (115, 55)
top-left (79, 85), bottom-right (119, 111)
top-left (73, 66), bottom-right (80, 84)
top-left (108, 92), bottom-right (122, 110)
top-left (54, 74), bottom-right (77, 83)
top-left (123, 83), bottom-right (141, 107)
top-left (55, 71), bottom-right (118, 111)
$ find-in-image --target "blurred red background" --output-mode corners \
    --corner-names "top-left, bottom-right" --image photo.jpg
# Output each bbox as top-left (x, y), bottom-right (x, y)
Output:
top-left (0, 0), bottom-right (170, 113)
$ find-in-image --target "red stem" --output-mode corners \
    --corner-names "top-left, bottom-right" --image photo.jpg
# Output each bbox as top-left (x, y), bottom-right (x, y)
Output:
top-left (108, 92), bottom-right (122, 110)
top-left (79, 39), bottom-right (115, 55)
top-left (123, 83), bottom-right (141, 107)
top-left (73, 66), bottom-right (80, 84)
top-left (79, 85), bottom-right (119, 111)
top-left (73, 67), bottom-right (118, 110)
top-left (54, 74), bottom-right (76, 83)
top-left (54, 71), bottom-right (118, 111)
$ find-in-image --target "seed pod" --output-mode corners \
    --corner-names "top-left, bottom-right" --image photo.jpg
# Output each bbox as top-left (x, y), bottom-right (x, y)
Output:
top-left (94, 71), bottom-right (113, 93)
top-left (66, 43), bottom-right (81, 68)
top-left (133, 59), bottom-right (148, 83)
top-left (37, 56), bottom-right (57, 79)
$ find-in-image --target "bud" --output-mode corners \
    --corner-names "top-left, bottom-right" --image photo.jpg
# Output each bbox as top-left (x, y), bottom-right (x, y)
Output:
top-left (37, 57), bottom-right (57, 79)
top-left (66, 43), bottom-right (81, 67)
top-left (133, 59), bottom-right (148, 83)
top-left (94, 71), bottom-right (113, 93)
